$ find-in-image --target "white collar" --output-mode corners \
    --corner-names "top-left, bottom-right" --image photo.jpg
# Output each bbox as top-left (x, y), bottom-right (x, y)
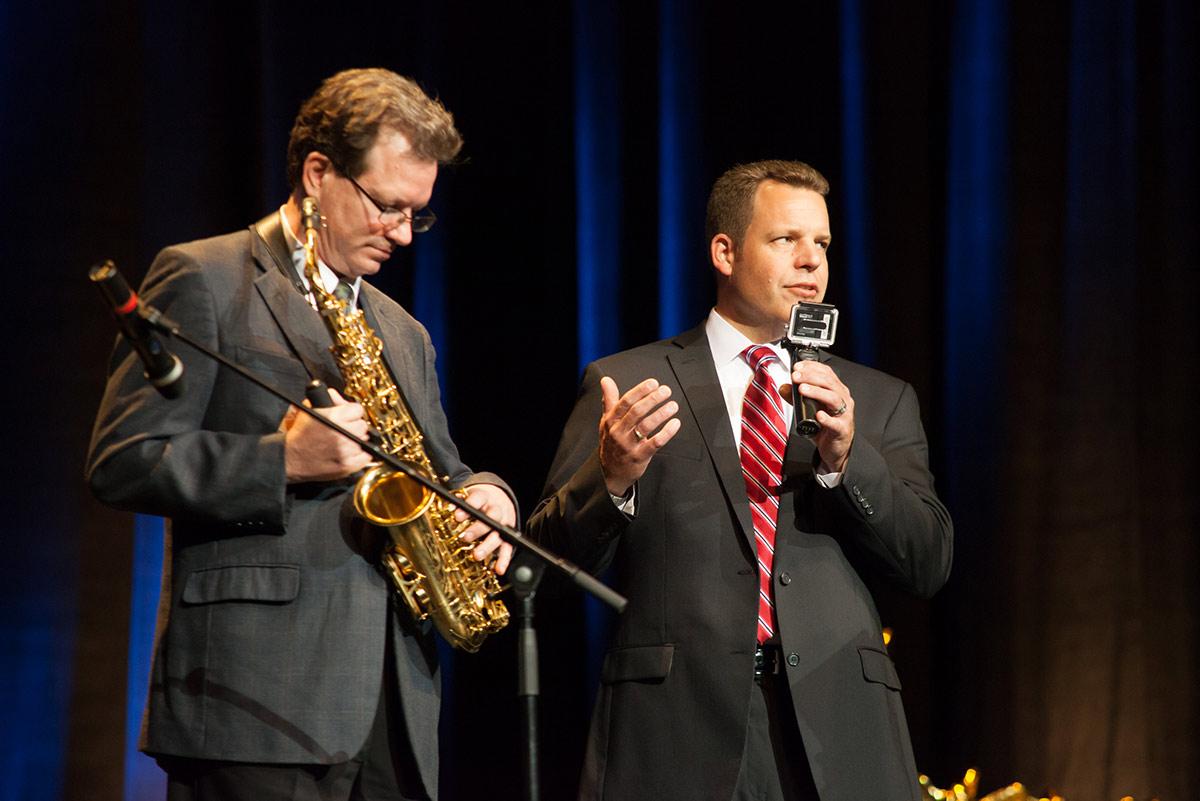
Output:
top-left (704, 308), bottom-right (789, 366)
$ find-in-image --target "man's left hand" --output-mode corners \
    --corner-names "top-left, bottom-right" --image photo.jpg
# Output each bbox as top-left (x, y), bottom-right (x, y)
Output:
top-left (455, 483), bottom-right (516, 575)
top-left (787, 360), bottom-right (855, 474)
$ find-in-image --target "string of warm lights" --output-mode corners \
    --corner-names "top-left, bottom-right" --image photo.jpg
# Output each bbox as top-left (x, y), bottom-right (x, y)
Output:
top-left (919, 769), bottom-right (1154, 801)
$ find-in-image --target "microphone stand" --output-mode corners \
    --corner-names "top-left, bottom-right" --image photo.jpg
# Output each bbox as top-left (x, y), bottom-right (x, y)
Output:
top-left (509, 558), bottom-right (546, 801)
top-left (135, 303), bottom-right (623, 801)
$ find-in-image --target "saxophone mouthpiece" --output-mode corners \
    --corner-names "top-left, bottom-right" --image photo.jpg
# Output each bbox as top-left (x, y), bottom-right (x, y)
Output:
top-left (301, 197), bottom-right (319, 231)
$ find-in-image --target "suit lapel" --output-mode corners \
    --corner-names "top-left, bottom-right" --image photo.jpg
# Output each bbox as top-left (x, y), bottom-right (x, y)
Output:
top-left (666, 327), bottom-right (755, 550)
top-left (248, 213), bottom-right (342, 389)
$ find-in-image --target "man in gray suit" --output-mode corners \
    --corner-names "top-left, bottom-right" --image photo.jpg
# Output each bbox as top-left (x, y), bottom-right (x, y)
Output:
top-left (527, 160), bottom-right (953, 801)
top-left (87, 68), bottom-right (514, 801)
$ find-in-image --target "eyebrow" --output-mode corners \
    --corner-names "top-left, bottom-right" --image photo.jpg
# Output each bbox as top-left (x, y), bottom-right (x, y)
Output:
top-left (768, 228), bottom-right (832, 240)
top-left (360, 179), bottom-right (419, 212)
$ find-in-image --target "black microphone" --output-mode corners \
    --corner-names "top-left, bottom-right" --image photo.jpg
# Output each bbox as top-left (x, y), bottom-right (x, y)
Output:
top-left (783, 301), bottom-right (840, 437)
top-left (89, 260), bottom-right (185, 399)
top-left (790, 346), bottom-right (822, 437)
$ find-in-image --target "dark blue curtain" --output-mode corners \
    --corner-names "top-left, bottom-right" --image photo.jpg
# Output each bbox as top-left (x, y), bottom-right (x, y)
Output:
top-left (837, 0), bottom-right (877, 364)
top-left (3, 2), bottom-right (1197, 799)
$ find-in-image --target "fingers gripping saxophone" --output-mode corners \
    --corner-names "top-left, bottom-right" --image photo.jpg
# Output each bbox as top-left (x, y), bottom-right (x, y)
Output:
top-left (301, 197), bottom-right (509, 651)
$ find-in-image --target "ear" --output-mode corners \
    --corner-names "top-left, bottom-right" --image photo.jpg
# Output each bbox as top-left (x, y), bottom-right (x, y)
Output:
top-left (710, 233), bottom-right (736, 278)
top-left (300, 152), bottom-right (333, 199)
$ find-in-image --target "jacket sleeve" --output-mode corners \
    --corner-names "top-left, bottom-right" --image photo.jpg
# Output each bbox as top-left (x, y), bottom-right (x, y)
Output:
top-left (525, 362), bottom-right (630, 573)
top-left (815, 380), bottom-right (953, 599)
top-left (85, 245), bottom-right (290, 529)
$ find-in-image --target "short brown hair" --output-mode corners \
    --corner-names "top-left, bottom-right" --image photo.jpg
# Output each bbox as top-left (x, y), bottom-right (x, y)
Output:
top-left (705, 160), bottom-right (830, 245)
top-left (286, 68), bottom-right (463, 190)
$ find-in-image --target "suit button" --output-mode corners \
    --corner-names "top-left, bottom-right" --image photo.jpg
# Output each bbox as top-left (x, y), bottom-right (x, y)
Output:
top-left (787, 653), bottom-right (799, 667)
top-left (779, 572), bottom-right (792, 586)
top-left (852, 485), bottom-right (862, 497)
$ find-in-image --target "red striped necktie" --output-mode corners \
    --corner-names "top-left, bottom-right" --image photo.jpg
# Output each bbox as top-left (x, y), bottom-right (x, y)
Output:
top-left (739, 344), bottom-right (787, 644)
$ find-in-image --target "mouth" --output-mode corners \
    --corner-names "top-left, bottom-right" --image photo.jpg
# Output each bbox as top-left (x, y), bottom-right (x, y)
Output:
top-left (786, 283), bottom-right (820, 299)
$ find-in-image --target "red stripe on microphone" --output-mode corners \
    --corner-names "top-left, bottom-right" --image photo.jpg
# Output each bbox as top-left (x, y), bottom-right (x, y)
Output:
top-left (116, 292), bottom-right (139, 315)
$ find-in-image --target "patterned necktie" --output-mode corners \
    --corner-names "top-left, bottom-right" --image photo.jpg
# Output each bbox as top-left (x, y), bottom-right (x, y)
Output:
top-left (740, 345), bottom-right (787, 644)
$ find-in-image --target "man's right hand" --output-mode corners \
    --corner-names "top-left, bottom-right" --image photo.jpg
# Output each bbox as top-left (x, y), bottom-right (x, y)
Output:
top-left (283, 388), bottom-right (373, 482)
top-left (598, 377), bottom-right (681, 496)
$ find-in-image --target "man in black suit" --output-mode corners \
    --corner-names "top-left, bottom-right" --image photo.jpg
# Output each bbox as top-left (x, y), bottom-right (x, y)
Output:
top-left (87, 68), bottom-right (514, 801)
top-left (527, 160), bottom-right (953, 801)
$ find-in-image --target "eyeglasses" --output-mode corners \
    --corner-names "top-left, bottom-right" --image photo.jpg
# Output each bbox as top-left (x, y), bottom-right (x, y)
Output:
top-left (345, 174), bottom-right (437, 233)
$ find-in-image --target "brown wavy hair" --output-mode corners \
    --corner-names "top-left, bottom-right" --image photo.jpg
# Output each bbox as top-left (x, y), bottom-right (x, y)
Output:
top-left (286, 68), bottom-right (462, 190)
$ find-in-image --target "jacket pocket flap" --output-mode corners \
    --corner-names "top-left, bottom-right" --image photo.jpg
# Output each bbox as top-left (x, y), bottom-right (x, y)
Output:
top-left (601, 644), bottom-right (675, 684)
top-left (182, 564), bottom-right (300, 604)
top-left (859, 647), bottom-right (902, 691)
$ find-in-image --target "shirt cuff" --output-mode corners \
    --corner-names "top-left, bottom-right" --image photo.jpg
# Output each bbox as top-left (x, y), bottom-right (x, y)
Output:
top-left (610, 484), bottom-right (637, 516)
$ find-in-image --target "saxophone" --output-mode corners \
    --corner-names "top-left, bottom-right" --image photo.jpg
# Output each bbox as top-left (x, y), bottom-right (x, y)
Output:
top-left (300, 197), bottom-right (509, 652)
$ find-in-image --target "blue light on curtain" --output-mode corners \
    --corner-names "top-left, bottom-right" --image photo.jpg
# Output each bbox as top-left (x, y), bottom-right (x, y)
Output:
top-left (414, 230), bottom-right (451, 396)
top-left (573, 0), bottom-right (622, 370)
top-left (943, 0), bottom-right (1008, 504)
top-left (657, 0), bottom-right (702, 338)
top-left (573, 0), bottom-right (623, 692)
top-left (413, 13), bottom-right (452, 401)
top-left (0, 573), bottom-right (73, 801)
top-left (124, 516), bottom-right (166, 801)
top-left (838, 0), bottom-right (876, 365)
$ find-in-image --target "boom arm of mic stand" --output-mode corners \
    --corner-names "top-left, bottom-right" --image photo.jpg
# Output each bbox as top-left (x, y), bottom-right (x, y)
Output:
top-left (141, 306), bottom-right (627, 614)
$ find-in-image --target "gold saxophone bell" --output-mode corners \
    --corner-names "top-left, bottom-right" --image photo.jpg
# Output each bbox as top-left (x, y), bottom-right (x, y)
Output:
top-left (353, 464), bottom-right (434, 526)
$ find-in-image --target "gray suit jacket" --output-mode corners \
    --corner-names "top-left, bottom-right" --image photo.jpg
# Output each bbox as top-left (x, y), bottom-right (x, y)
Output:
top-left (86, 214), bottom-right (509, 797)
top-left (527, 325), bottom-right (952, 801)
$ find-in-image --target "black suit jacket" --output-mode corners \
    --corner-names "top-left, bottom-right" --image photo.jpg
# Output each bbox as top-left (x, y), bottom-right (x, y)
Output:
top-left (527, 324), bottom-right (952, 801)
top-left (86, 214), bottom-right (511, 798)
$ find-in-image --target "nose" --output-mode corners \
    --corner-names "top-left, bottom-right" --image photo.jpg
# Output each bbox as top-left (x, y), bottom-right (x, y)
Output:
top-left (794, 240), bottom-right (823, 270)
top-left (384, 219), bottom-right (413, 247)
